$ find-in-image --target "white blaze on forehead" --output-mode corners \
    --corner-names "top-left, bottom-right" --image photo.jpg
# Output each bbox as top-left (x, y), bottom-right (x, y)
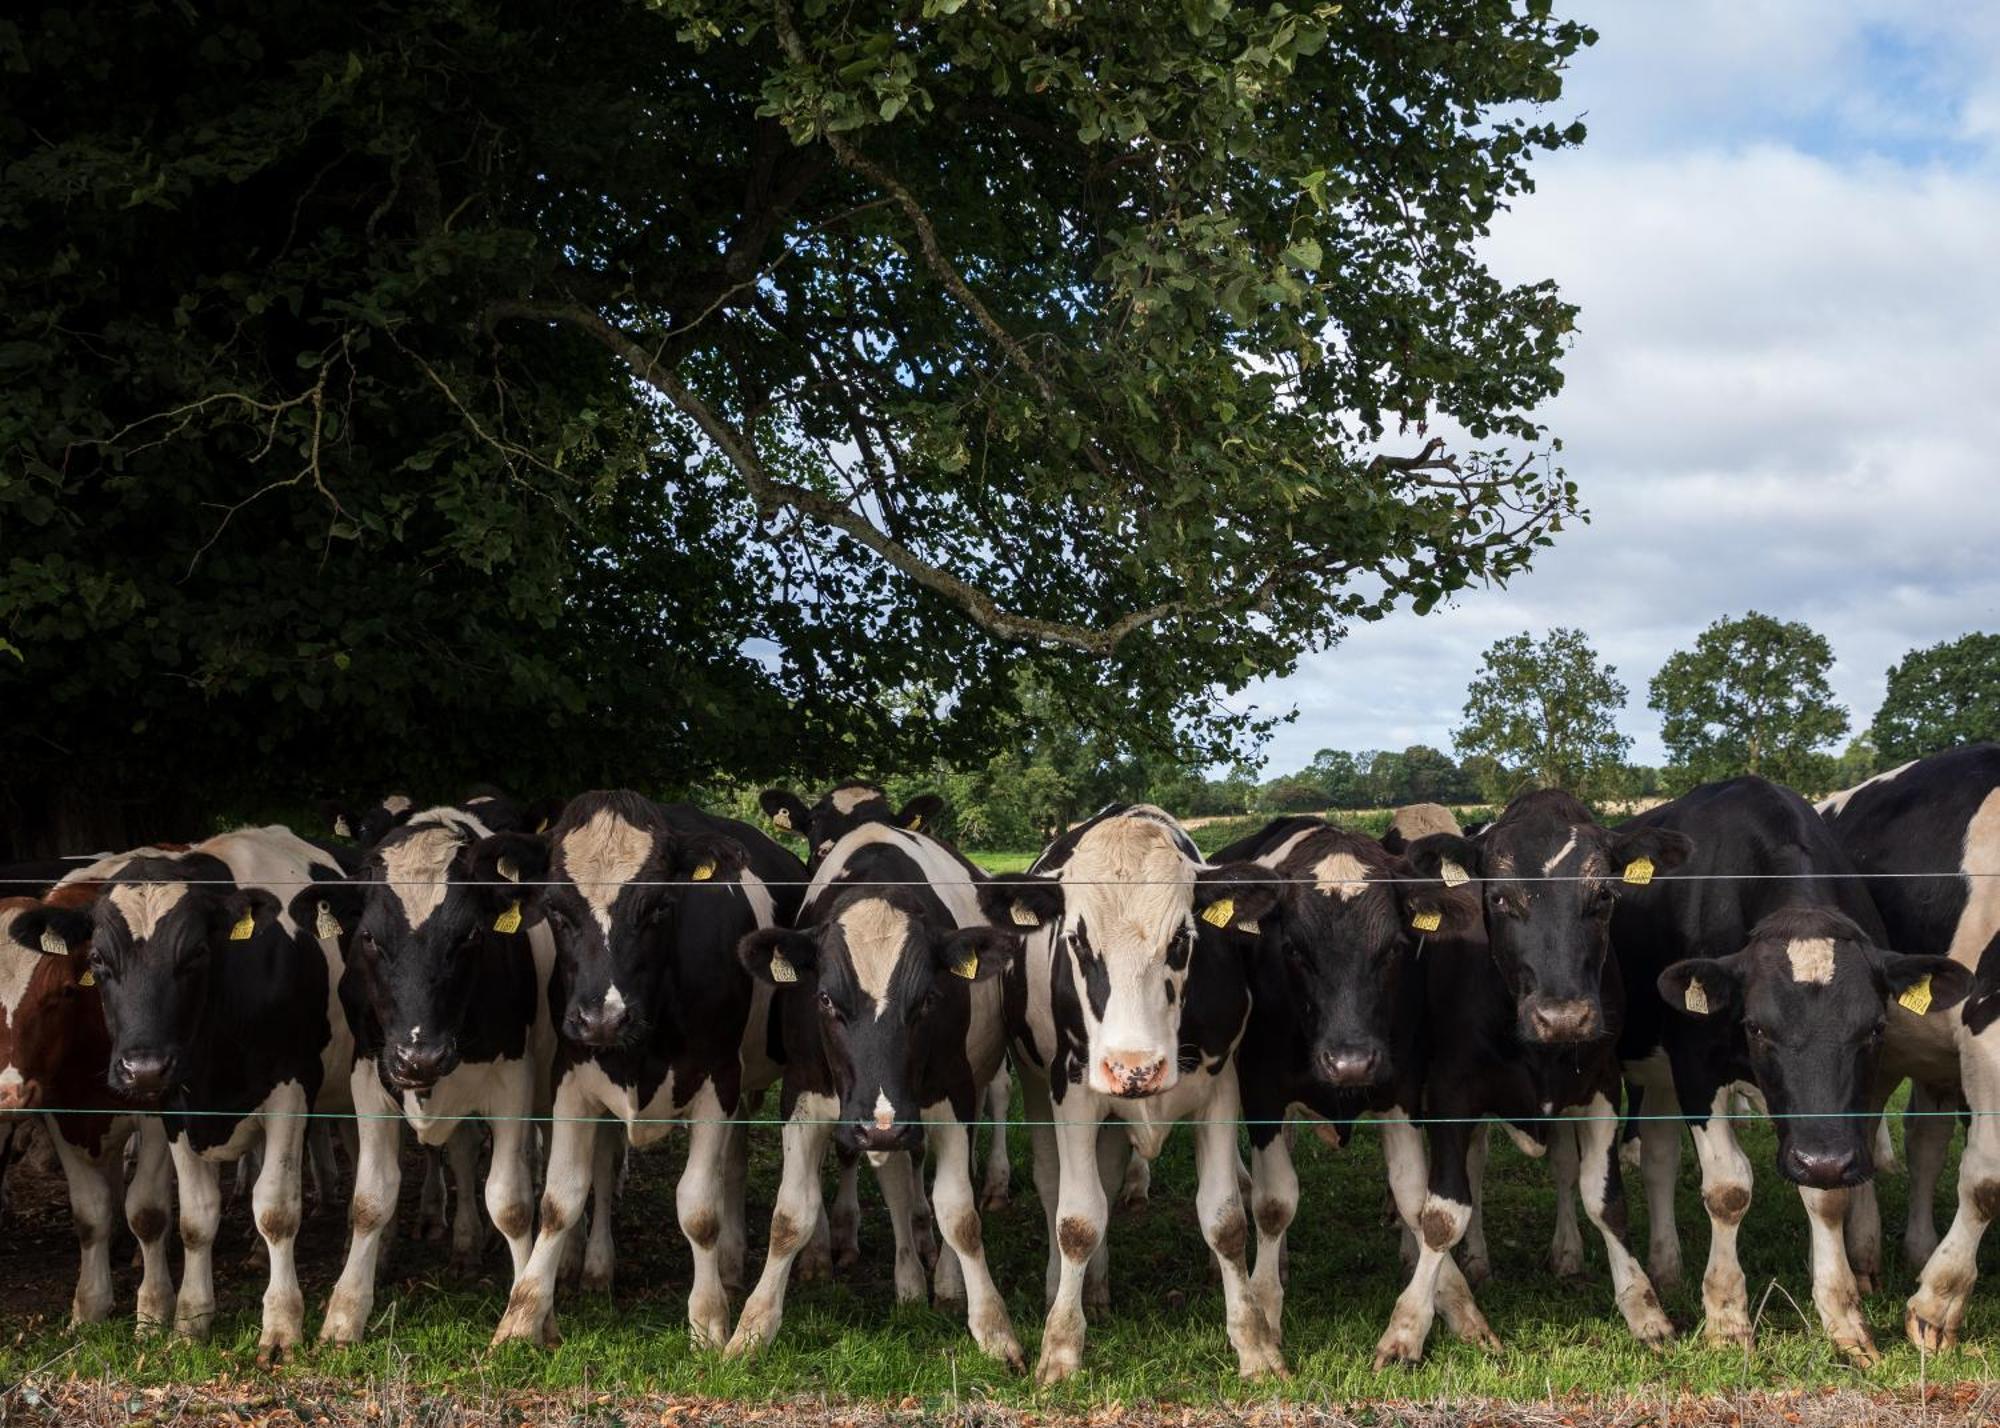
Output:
top-left (829, 785), bottom-right (880, 815)
top-left (873, 1089), bottom-right (895, 1129)
top-left (382, 794), bottom-right (415, 816)
top-left (1313, 850), bottom-right (1371, 901)
top-left (1062, 814), bottom-right (1195, 964)
top-left (378, 816), bottom-right (481, 929)
top-left (1543, 829), bottom-right (1580, 876)
top-left (561, 810), bottom-right (656, 935)
top-left (1786, 937), bottom-right (1838, 985)
top-left (839, 898), bottom-right (910, 1017)
top-left (107, 882), bottom-right (190, 940)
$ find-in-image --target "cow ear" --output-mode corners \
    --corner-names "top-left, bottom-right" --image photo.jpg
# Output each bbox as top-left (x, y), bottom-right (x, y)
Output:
top-left (976, 873), bottom-right (1063, 930)
top-left (738, 928), bottom-right (817, 986)
top-left (1879, 954), bottom-right (1971, 1014)
top-left (322, 800), bottom-right (362, 842)
top-left (1658, 957), bottom-right (1741, 1019)
top-left (1402, 833), bottom-right (1484, 889)
top-left (936, 926), bottom-right (1019, 982)
top-left (897, 795), bottom-right (945, 834)
top-left (1194, 863), bottom-right (1282, 934)
top-left (669, 834), bottom-right (746, 886)
top-left (469, 832), bottom-right (552, 928)
top-left (520, 798), bottom-right (565, 836)
top-left (1607, 826), bottom-right (1693, 885)
top-left (8, 905), bottom-right (95, 959)
top-left (1392, 860), bottom-right (1480, 935)
top-left (215, 888), bottom-right (282, 944)
top-left (760, 790), bottom-right (811, 834)
top-left (286, 883), bottom-right (368, 948)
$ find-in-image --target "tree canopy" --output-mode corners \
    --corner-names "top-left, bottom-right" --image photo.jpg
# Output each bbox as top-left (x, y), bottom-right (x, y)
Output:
top-left (1648, 612), bottom-right (1849, 792)
top-left (1870, 633), bottom-right (2000, 763)
top-left (1452, 628), bottom-right (1631, 801)
top-left (0, 0), bottom-right (1593, 853)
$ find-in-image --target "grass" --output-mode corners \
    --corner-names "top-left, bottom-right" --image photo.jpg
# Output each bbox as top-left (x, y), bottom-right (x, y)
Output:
top-left (5, 1091), bottom-right (1997, 1412)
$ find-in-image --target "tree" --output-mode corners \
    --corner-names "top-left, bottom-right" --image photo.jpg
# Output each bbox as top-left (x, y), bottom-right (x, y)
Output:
top-left (1871, 633), bottom-right (2000, 762)
top-left (1826, 736), bottom-right (1882, 792)
top-left (1305, 749), bottom-right (1368, 809)
top-left (1, 0), bottom-right (1593, 853)
top-left (1394, 744), bottom-right (1477, 805)
top-left (1453, 629), bottom-right (1632, 800)
top-left (1648, 612), bottom-right (1850, 792)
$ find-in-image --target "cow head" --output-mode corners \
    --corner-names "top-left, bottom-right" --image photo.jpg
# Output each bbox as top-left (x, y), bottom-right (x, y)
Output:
top-left (323, 793), bottom-right (417, 850)
top-left (0, 894), bottom-right (103, 1115)
top-left (22, 855), bottom-right (284, 1100)
top-left (738, 893), bottom-right (1017, 1155)
top-left (290, 809), bottom-right (515, 1092)
top-left (759, 783), bottom-right (944, 866)
top-left (976, 808), bottom-right (1280, 1098)
top-left (1405, 791), bottom-right (1692, 1045)
top-left (473, 791), bottom-right (750, 1051)
top-left (1264, 828), bottom-right (1477, 1090)
top-left (1659, 906), bottom-right (1968, 1188)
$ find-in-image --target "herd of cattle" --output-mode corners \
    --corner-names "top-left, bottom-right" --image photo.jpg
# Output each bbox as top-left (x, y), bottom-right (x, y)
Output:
top-left (4, 746), bottom-right (2000, 1383)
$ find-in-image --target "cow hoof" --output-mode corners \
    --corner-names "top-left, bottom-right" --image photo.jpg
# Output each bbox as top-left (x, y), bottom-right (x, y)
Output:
top-left (449, 1248), bottom-right (485, 1279)
top-left (1837, 1334), bottom-right (1882, 1369)
top-left (1854, 1272), bottom-right (1878, 1297)
top-left (1034, 1343), bottom-right (1082, 1386)
top-left (724, 1307), bottom-right (776, 1359)
top-left (1702, 1320), bottom-right (1754, 1351)
top-left (255, 1332), bottom-right (301, 1369)
top-left (491, 1307), bottom-right (561, 1350)
top-left (796, 1245), bottom-right (832, 1283)
top-left (581, 1266), bottom-right (613, 1295)
top-left (980, 1185), bottom-right (1010, 1214)
top-left (1372, 1335), bottom-right (1425, 1370)
top-left (832, 1244), bottom-right (861, 1270)
top-left (1460, 1253), bottom-right (1492, 1287)
top-left (1907, 1306), bottom-right (1959, 1355)
top-left (173, 1316), bottom-right (214, 1343)
top-left (1235, 1342), bottom-right (1288, 1379)
top-left (1649, 1257), bottom-right (1683, 1295)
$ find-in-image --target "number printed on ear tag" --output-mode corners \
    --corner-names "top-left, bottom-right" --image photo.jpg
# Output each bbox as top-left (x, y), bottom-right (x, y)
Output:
top-left (1441, 861), bottom-right (1470, 888)
top-left (315, 902), bottom-right (343, 942)
top-left (950, 952), bottom-right (978, 980)
top-left (1411, 909), bottom-right (1442, 933)
top-left (1200, 897), bottom-right (1235, 928)
top-left (769, 952), bottom-right (799, 984)
top-left (40, 928), bottom-right (68, 957)
top-left (1683, 978), bottom-right (1709, 1015)
top-left (1898, 975), bottom-right (1934, 1015)
top-left (229, 911), bottom-right (256, 942)
top-left (493, 901), bottom-right (523, 935)
top-left (1624, 857), bottom-right (1655, 886)
top-left (1010, 901), bottom-right (1039, 927)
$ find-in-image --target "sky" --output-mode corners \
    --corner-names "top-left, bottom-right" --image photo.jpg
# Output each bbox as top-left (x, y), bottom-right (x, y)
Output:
top-left (1242, 0), bottom-right (2000, 773)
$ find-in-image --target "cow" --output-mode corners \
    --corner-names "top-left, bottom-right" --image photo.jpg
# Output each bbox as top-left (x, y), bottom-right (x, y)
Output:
top-left (725, 821), bottom-right (1024, 1365)
top-left (1379, 803), bottom-right (1462, 855)
top-left (289, 805), bottom-right (559, 1343)
top-left (478, 791), bottom-right (804, 1349)
top-left (327, 786), bottom-right (560, 852)
top-left (1, 875), bottom-right (174, 1330)
top-left (1600, 776), bottom-right (1966, 1364)
top-left (972, 803), bottom-right (1284, 1384)
top-left (1205, 816), bottom-right (1493, 1353)
top-left (1817, 743), bottom-right (2000, 1351)
top-left (7, 827), bottom-right (353, 1364)
top-left (324, 793), bottom-right (418, 850)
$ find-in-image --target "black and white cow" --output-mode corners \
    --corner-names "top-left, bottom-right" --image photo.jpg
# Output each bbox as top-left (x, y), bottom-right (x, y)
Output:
top-left (974, 804), bottom-right (1285, 1384)
top-left (726, 821), bottom-right (1024, 1366)
top-left (1206, 816), bottom-right (1493, 1352)
top-left (10, 827), bottom-right (352, 1363)
top-left (1607, 776), bottom-right (1966, 1363)
top-left (289, 805), bottom-right (559, 1343)
top-left (1818, 743), bottom-right (2000, 1351)
top-left (479, 791), bottom-right (802, 1349)
top-left (1393, 791), bottom-right (1680, 1363)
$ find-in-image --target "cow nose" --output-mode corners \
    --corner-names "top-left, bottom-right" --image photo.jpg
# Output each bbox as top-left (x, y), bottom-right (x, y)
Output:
top-left (1318, 1048), bottom-right (1384, 1088)
top-left (565, 1000), bottom-right (629, 1048)
top-left (388, 1040), bottom-right (457, 1089)
top-left (113, 1053), bottom-right (173, 1098)
top-left (1098, 1052), bottom-right (1169, 1099)
top-left (1525, 999), bottom-right (1600, 1044)
top-left (852, 1122), bottom-right (921, 1154)
top-left (1782, 1144), bottom-right (1864, 1188)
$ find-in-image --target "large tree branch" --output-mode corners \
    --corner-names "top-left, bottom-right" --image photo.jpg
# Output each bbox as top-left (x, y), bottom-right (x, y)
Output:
top-left (485, 299), bottom-right (1183, 654)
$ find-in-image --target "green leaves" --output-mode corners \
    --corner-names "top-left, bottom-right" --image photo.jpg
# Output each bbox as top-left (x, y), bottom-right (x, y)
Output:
top-left (1870, 632), bottom-right (2000, 763)
top-left (1647, 612), bottom-right (1851, 791)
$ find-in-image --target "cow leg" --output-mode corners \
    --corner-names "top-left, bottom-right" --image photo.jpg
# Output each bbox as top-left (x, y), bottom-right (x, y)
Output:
top-left (1460, 1122), bottom-right (1492, 1285)
top-left (1195, 1070), bottom-right (1284, 1379)
top-left (1086, 1123), bottom-right (1127, 1310)
top-left (1035, 1110), bottom-right (1108, 1385)
top-left (1119, 1143), bottom-right (1153, 1210)
top-left (1690, 1092), bottom-right (1755, 1347)
top-left (726, 1093), bottom-right (835, 1356)
top-left (582, 1120), bottom-right (618, 1293)
top-left (871, 1149), bottom-right (929, 1304)
top-left (979, 1067), bottom-right (1012, 1211)
top-left (1846, 1176), bottom-right (1882, 1297)
top-left (492, 1083), bottom-right (599, 1348)
top-left (446, 1123), bottom-right (485, 1276)
top-left (1376, 1117), bottom-right (1476, 1368)
top-left (1639, 1112), bottom-right (1685, 1291)
top-left (486, 1110), bottom-right (534, 1281)
top-left (1019, 1070), bottom-right (1062, 1306)
top-left (417, 1144), bottom-right (448, 1241)
top-left (128, 1118), bottom-right (176, 1333)
top-left (251, 1088), bottom-right (310, 1365)
top-left (829, 1149), bottom-right (861, 1268)
top-left (909, 1142), bottom-right (939, 1272)
top-left (933, 1127), bottom-right (969, 1306)
top-left (1247, 1131), bottom-right (1297, 1344)
top-left (1903, 1083), bottom-right (1954, 1273)
top-left (1574, 1095), bottom-right (1672, 1345)
top-left (674, 1084), bottom-right (733, 1347)
top-left (321, 1071), bottom-right (403, 1344)
top-left (1380, 1111), bottom-right (1496, 1351)
top-left (1548, 1120), bottom-right (1585, 1278)
top-left (719, 1115), bottom-right (750, 1295)
top-left (1801, 1185), bottom-right (1878, 1365)
top-left (925, 1104), bottom-right (1023, 1370)
top-left (1907, 1027), bottom-right (2000, 1352)
top-left (171, 1140), bottom-right (223, 1340)
top-left (49, 1125), bottom-right (122, 1325)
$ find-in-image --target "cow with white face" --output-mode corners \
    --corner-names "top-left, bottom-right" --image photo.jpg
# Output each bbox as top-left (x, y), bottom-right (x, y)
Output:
top-left (289, 806), bottom-right (559, 1344)
top-left (975, 804), bottom-right (1284, 1384)
top-left (10, 828), bottom-right (352, 1364)
top-left (480, 790), bottom-right (802, 1350)
top-left (726, 822), bottom-right (1024, 1366)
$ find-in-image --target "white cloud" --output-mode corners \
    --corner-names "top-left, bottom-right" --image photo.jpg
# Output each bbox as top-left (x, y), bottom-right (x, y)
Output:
top-left (1246, 4), bottom-right (2000, 774)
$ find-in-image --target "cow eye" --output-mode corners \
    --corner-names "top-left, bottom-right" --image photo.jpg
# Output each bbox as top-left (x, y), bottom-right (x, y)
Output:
top-left (816, 989), bottom-right (840, 1018)
top-left (1743, 1020), bottom-right (1768, 1043)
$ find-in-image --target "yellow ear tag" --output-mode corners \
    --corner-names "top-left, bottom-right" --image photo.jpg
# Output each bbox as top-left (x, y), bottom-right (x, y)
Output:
top-left (691, 861), bottom-right (716, 881)
top-left (492, 901), bottom-right (523, 935)
top-left (229, 911), bottom-right (256, 942)
top-left (769, 951), bottom-right (799, 984)
top-left (79, 970), bottom-right (96, 988)
top-left (1683, 978), bottom-right (1709, 1015)
top-left (1010, 901), bottom-right (1039, 928)
top-left (950, 952), bottom-right (978, 980)
top-left (771, 807), bottom-right (792, 830)
top-left (1624, 857), bottom-right (1655, 887)
top-left (1200, 897), bottom-right (1235, 929)
top-left (1411, 909), bottom-right (1442, 933)
top-left (333, 815), bottom-right (352, 839)
top-left (314, 902), bottom-right (343, 942)
top-left (1898, 975), bottom-right (1934, 1015)
top-left (1440, 861), bottom-right (1470, 889)
top-left (908, 813), bottom-right (923, 832)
